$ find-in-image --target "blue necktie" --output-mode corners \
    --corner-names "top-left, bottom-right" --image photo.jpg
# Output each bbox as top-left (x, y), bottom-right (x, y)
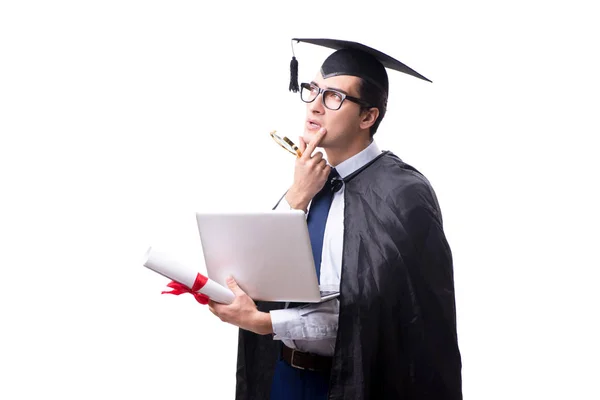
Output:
top-left (307, 169), bottom-right (342, 284)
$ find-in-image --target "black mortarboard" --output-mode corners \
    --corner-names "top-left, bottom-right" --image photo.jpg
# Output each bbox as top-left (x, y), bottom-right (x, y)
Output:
top-left (289, 38), bottom-right (431, 94)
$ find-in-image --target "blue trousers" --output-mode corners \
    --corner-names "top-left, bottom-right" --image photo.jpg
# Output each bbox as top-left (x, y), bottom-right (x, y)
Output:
top-left (269, 359), bottom-right (330, 400)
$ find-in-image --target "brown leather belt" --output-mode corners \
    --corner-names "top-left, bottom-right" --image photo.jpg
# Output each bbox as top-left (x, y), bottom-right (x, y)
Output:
top-left (282, 344), bottom-right (332, 373)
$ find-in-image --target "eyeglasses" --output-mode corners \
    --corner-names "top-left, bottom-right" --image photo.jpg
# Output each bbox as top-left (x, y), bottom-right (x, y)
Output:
top-left (300, 82), bottom-right (372, 111)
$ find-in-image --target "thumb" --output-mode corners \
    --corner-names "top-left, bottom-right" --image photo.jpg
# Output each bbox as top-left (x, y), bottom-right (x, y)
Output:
top-left (226, 276), bottom-right (245, 296)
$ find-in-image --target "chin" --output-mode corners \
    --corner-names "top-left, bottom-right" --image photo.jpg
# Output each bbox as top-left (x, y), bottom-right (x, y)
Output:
top-left (302, 131), bottom-right (316, 144)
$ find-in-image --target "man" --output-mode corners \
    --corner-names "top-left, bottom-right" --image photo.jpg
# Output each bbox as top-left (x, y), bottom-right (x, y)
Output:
top-left (209, 38), bottom-right (462, 399)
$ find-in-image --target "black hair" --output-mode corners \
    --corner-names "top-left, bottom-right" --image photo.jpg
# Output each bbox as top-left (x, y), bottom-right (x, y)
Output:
top-left (358, 79), bottom-right (388, 137)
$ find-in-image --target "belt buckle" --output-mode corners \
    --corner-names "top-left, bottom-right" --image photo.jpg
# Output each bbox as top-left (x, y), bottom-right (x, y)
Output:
top-left (290, 349), bottom-right (306, 371)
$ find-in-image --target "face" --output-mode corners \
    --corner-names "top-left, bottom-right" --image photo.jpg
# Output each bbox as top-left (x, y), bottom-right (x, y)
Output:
top-left (302, 73), bottom-right (366, 150)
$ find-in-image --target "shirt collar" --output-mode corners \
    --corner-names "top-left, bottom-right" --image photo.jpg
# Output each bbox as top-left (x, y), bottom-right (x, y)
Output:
top-left (332, 141), bottom-right (381, 179)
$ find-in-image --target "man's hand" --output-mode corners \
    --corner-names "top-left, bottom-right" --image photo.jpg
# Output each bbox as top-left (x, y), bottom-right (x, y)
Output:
top-left (208, 277), bottom-right (273, 335)
top-left (286, 128), bottom-right (330, 211)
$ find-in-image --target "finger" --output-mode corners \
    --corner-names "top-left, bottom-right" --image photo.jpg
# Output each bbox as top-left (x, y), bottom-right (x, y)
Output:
top-left (298, 136), bottom-right (307, 154)
top-left (311, 151), bottom-right (323, 163)
top-left (314, 157), bottom-right (327, 169)
top-left (226, 276), bottom-right (246, 296)
top-left (209, 300), bottom-right (223, 313)
top-left (302, 128), bottom-right (327, 160)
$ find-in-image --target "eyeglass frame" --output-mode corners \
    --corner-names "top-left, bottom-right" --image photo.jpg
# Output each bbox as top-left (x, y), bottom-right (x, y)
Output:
top-left (299, 82), bottom-right (373, 110)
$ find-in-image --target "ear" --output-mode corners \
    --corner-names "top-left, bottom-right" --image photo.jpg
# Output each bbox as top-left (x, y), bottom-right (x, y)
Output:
top-left (359, 107), bottom-right (380, 130)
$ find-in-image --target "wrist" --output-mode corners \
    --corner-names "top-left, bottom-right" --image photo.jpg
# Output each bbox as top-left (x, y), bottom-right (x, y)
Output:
top-left (285, 187), bottom-right (310, 212)
top-left (251, 311), bottom-right (273, 335)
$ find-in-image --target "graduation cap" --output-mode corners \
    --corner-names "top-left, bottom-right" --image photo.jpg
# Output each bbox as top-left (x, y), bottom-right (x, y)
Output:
top-left (289, 38), bottom-right (431, 94)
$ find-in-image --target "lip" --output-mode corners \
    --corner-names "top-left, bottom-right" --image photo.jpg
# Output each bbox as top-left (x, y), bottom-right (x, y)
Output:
top-left (306, 119), bottom-right (322, 131)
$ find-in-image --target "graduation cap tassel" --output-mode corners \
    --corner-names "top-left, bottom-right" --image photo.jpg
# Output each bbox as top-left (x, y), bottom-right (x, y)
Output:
top-left (289, 56), bottom-right (299, 93)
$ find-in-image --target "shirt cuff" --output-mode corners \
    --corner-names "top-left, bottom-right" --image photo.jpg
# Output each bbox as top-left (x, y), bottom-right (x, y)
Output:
top-left (275, 195), bottom-right (310, 216)
top-left (270, 308), bottom-right (301, 340)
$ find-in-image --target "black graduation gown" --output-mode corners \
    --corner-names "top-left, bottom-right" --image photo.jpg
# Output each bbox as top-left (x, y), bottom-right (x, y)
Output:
top-left (235, 152), bottom-right (462, 400)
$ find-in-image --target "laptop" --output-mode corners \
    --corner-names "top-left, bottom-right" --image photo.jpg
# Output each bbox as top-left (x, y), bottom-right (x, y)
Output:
top-left (195, 210), bottom-right (339, 303)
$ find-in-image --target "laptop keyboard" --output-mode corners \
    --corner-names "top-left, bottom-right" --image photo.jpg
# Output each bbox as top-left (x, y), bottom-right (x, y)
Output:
top-left (319, 290), bottom-right (338, 297)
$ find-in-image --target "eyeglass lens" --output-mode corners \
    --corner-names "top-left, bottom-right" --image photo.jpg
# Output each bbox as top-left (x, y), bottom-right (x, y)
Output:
top-left (301, 84), bottom-right (344, 110)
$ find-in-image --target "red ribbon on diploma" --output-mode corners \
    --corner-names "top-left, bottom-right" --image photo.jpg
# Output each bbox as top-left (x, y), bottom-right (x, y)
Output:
top-left (161, 273), bottom-right (210, 305)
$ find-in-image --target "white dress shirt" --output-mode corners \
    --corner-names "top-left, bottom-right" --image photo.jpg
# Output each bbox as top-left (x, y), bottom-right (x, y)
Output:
top-left (270, 141), bottom-right (381, 356)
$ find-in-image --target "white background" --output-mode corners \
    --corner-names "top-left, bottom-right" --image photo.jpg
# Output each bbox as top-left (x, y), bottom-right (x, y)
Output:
top-left (1, 1), bottom-right (598, 399)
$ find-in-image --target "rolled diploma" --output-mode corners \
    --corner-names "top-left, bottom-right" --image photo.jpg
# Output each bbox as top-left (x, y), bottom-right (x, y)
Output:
top-left (143, 246), bottom-right (235, 304)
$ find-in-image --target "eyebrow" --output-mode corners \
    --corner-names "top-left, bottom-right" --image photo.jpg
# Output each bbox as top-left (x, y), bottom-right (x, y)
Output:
top-left (310, 81), bottom-right (349, 95)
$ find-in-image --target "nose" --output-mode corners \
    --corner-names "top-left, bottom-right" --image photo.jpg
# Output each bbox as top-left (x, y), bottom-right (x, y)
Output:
top-left (308, 93), bottom-right (325, 114)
